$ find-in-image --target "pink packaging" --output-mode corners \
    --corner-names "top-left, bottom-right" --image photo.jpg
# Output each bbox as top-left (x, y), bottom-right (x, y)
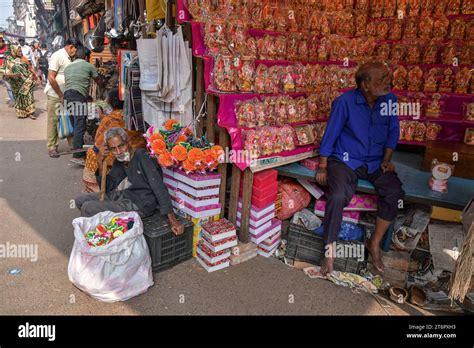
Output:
top-left (345, 194), bottom-right (378, 211)
top-left (301, 157), bottom-right (320, 171)
top-left (314, 200), bottom-right (360, 223)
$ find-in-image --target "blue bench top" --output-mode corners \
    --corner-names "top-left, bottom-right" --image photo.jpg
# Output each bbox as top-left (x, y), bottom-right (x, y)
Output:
top-left (277, 151), bottom-right (474, 211)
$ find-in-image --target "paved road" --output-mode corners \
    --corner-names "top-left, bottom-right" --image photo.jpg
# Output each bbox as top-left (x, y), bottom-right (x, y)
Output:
top-left (0, 88), bottom-right (433, 315)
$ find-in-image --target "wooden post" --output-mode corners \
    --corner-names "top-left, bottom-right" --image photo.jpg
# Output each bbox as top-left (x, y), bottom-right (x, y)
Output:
top-left (239, 168), bottom-right (254, 242)
top-left (194, 57), bottom-right (204, 137)
top-left (218, 128), bottom-right (230, 218)
top-left (207, 94), bottom-right (217, 144)
top-left (228, 164), bottom-right (241, 224)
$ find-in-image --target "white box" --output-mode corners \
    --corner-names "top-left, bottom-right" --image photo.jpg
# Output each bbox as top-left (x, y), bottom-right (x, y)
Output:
top-left (176, 191), bottom-right (220, 207)
top-left (237, 201), bottom-right (275, 219)
top-left (196, 255), bottom-right (230, 272)
top-left (177, 181), bottom-right (220, 197)
top-left (201, 236), bottom-right (238, 253)
top-left (172, 200), bottom-right (221, 219)
top-left (236, 210), bottom-right (275, 227)
top-left (236, 218), bottom-right (272, 235)
top-left (196, 245), bottom-right (231, 264)
top-left (173, 170), bottom-right (221, 188)
top-left (257, 246), bottom-right (278, 258)
top-left (201, 228), bottom-right (236, 243)
top-left (259, 237), bottom-right (281, 252)
top-left (250, 220), bottom-right (282, 244)
top-left (297, 178), bottom-right (324, 199)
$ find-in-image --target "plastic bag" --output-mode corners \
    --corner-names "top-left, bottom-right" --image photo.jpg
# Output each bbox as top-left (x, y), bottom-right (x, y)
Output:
top-left (314, 222), bottom-right (364, 242)
top-left (57, 111), bottom-right (73, 139)
top-left (68, 211), bottom-right (153, 303)
top-left (292, 209), bottom-right (322, 230)
top-left (277, 180), bottom-right (311, 220)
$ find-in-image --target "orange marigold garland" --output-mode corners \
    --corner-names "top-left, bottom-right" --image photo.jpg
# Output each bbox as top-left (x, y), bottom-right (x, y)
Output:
top-left (145, 121), bottom-right (224, 173)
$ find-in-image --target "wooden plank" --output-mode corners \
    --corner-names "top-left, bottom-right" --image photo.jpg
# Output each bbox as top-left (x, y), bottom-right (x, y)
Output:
top-left (228, 164), bottom-right (241, 225)
top-left (218, 127), bottom-right (230, 218)
top-left (206, 94), bottom-right (217, 144)
top-left (194, 57), bottom-right (204, 137)
top-left (239, 168), bottom-right (254, 242)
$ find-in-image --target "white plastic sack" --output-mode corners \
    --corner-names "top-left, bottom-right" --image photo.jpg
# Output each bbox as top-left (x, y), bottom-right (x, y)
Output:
top-left (68, 211), bottom-right (153, 303)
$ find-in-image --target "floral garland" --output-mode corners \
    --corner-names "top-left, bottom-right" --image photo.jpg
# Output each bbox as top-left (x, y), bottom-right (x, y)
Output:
top-left (145, 119), bottom-right (225, 173)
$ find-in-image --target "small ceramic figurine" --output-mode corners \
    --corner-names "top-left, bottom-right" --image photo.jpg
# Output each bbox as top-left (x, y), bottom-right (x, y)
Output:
top-left (466, 19), bottom-right (474, 40)
top-left (424, 68), bottom-right (439, 92)
top-left (418, 16), bottom-right (433, 40)
top-left (446, 0), bottom-right (461, 15)
top-left (397, 0), bottom-right (409, 16)
top-left (408, 66), bottom-right (424, 92)
top-left (438, 68), bottom-right (454, 92)
top-left (464, 103), bottom-right (474, 121)
top-left (383, 0), bottom-right (396, 17)
top-left (355, 13), bottom-right (367, 37)
top-left (422, 41), bottom-right (438, 64)
top-left (366, 21), bottom-right (378, 37)
top-left (426, 123), bottom-right (442, 141)
top-left (377, 43), bottom-right (391, 62)
top-left (376, 21), bottom-right (389, 39)
top-left (441, 43), bottom-right (457, 65)
top-left (433, 0), bottom-right (447, 16)
top-left (426, 93), bottom-right (442, 117)
top-left (406, 43), bottom-right (422, 64)
top-left (388, 20), bottom-right (403, 40)
top-left (404, 18), bottom-right (419, 39)
top-left (432, 16), bottom-right (449, 40)
top-left (462, 0), bottom-right (474, 14)
top-left (459, 46), bottom-right (471, 65)
top-left (420, 0), bottom-right (434, 16)
top-left (449, 19), bottom-right (466, 40)
top-left (454, 67), bottom-right (472, 94)
top-left (392, 65), bottom-right (408, 90)
top-left (371, 0), bottom-right (384, 18)
top-left (408, 0), bottom-right (421, 16)
top-left (414, 122), bottom-right (427, 142)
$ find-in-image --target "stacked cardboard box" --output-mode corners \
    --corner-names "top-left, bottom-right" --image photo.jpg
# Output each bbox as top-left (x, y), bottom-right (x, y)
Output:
top-left (239, 169), bottom-right (278, 209)
top-left (163, 168), bottom-right (222, 256)
top-left (196, 219), bottom-right (238, 272)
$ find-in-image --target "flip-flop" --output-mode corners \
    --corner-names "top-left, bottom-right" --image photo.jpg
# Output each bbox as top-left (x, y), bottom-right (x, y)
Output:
top-left (389, 286), bottom-right (408, 304)
top-left (29, 114), bottom-right (37, 120)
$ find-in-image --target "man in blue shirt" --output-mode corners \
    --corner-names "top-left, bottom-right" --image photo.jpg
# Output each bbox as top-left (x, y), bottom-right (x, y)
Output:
top-left (316, 62), bottom-right (405, 275)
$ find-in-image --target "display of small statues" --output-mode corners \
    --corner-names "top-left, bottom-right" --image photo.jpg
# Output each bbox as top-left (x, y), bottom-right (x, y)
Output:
top-left (438, 68), bottom-right (455, 92)
top-left (426, 93), bottom-right (442, 117)
top-left (392, 65), bottom-right (408, 90)
top-left (408, 66), bottom-right (424, 91)
top-left (454, 67), bottom-right (471, 94)
top-left (424, 68), bottom-right (439, 92)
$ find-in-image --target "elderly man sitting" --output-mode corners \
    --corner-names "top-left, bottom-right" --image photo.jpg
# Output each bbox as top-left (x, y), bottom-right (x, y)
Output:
top-left (75, 127), bottom-right (184, 235)
top-left (316, 61), bottom-right (405, 275)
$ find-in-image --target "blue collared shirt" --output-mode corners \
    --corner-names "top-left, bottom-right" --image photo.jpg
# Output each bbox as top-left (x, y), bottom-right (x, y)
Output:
top-left (319, 89), bottom-right (400, 174)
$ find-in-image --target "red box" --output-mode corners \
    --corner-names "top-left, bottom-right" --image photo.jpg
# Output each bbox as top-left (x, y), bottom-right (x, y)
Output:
top-left (240, 192), bottom-right (277, 209)
top-left (253, 169), bottom-right (278, 187)
top-left (240, 181), bottom-right (278, 199)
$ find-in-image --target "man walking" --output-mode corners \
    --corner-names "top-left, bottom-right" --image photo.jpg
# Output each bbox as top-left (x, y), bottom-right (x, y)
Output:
top-left (64, 46), bottom-right (101, 165)
top-left (44, 38), bottom-right (79, 158)
top-left (36, 43), bottom-right (50, 85)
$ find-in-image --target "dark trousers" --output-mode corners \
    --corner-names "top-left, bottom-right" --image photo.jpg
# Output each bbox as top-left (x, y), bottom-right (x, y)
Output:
top-left (322, 157), bottom-right (405, 244)
top-left (64, 89), bottom-right (88, 158)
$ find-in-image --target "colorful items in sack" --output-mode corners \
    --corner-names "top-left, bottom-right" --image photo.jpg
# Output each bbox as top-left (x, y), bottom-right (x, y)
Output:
top-left (85, 217), bottom-right (135, 247)
top-left (145, 119), bottom-right (225, 174)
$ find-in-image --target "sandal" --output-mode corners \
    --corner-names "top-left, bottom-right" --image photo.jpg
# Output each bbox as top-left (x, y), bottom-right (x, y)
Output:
top-left (389, 286), bottom-right (408, 304)
top-left (49, 149), bottom-right (60, 158)
top-left (29, 114), bottom-right (37, 120)
top-left (409, 285), bottom-right (426, 306)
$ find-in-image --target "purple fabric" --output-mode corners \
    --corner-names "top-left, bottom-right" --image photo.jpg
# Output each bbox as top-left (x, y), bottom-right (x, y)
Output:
top-left (176, 0), bottom-right (192, 23)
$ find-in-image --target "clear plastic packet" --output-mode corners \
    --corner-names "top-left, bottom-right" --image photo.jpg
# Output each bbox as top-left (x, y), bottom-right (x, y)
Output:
top-left (213, 52), bottom-right (237, 92)
top-left (255, 64), bottom-right (267, 93)
top-left (274, 96), bottom-right (288, 126)
top-left (236, 56), bottom-right (255, 92)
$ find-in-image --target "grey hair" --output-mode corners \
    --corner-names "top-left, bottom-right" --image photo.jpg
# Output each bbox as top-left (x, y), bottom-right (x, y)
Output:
top-left (355, 61), bottom-right (388, 89)
top-left (104, 127), bottom-right (129, 145)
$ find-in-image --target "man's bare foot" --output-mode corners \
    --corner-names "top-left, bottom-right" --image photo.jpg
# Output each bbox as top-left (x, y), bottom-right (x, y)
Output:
top-left (367, 239), bottom-right (385, 273)
top-left (321, 257), bottom-right (334, 276)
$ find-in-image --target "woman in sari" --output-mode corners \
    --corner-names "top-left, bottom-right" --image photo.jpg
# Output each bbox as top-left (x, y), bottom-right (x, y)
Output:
top-left (2, 45), bottom-right (36, 119)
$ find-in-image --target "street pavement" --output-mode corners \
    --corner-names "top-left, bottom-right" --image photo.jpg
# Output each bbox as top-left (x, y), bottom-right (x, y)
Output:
top-left (0, 88), bottom-right (434, 315)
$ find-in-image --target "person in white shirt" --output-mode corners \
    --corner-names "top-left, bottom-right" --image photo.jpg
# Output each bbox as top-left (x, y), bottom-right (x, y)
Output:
top-left (18, 38), bottom-right (35, 69)
top-left (45, 38), bottom-right (80, 158)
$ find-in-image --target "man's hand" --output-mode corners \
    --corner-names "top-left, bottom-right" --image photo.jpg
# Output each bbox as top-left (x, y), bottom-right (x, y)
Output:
top-left (381, 160), bottom-right (395, 173)
top-left (315, 168), bottom-right (328, 186)
top-left (170, 218), bottom-right (184, 236)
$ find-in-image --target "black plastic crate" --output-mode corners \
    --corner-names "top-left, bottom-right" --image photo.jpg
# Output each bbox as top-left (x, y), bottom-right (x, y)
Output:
top-left (142, 213), bottom-right (194, 273)
top-left (285, 223), bottom-right (366, 274)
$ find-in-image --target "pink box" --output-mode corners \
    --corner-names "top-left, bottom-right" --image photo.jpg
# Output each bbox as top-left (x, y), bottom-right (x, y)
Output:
top-left (314, 200), bottom-right (360, 223)
top-left (164, 168), bottom-right (221, 188)
top-left (345, 194), bottom-right (378, 211)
